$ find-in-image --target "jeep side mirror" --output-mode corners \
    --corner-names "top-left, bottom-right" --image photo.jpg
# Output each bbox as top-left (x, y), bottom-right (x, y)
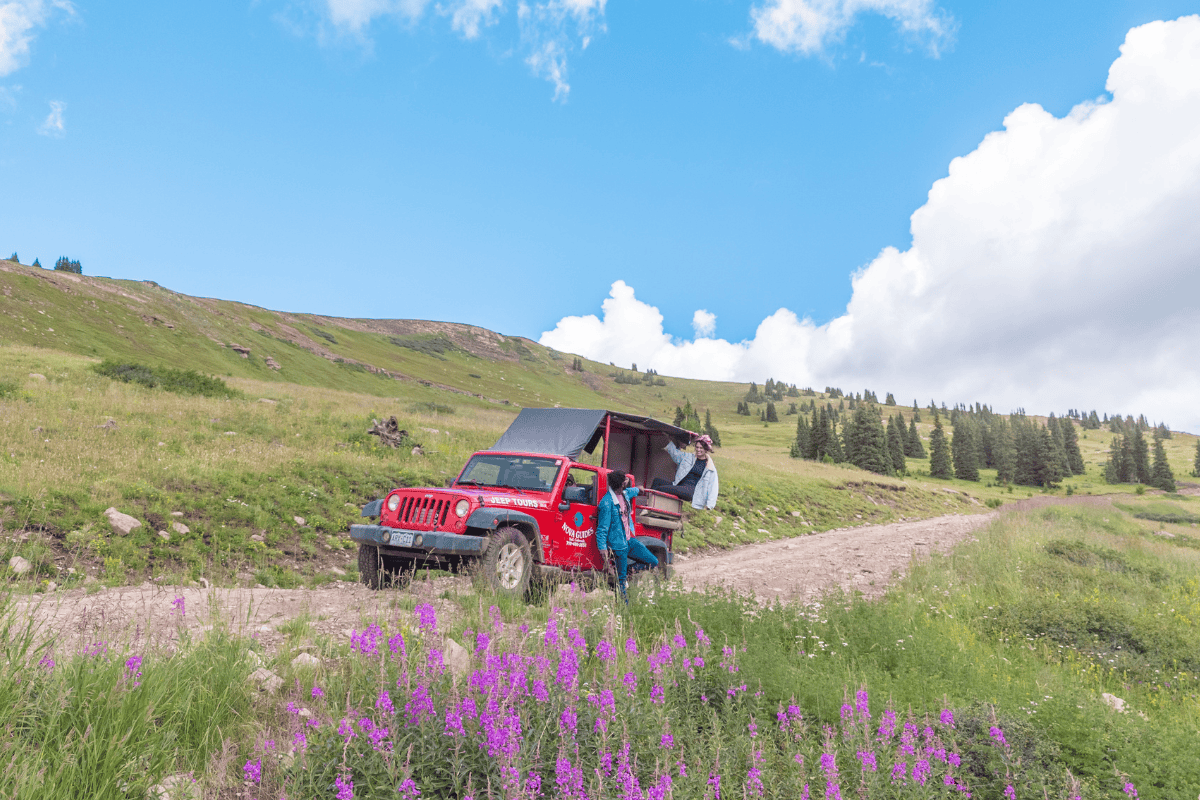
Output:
top-left (558, 501), bottom-right (570, 512)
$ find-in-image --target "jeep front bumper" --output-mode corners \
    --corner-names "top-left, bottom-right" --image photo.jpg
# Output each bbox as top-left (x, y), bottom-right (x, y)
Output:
top-left (350, 524), bottom-right (485, 555)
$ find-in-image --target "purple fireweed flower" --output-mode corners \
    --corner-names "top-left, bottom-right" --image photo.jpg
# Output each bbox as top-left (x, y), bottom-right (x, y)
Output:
top-left (622, 671), bottom-right (637, 696)
top-left (490, 604), bottom-right (503, 632)
top-left (286, 701), bottom-right (299, 715)
top-left (337, 717), bottom-right (356, 740)
top-left (673, 633), bottom-right (687, 650)
top-left (85, 641), bottom-right (107, 657)
top-left (649, 774), bottom-right (674, 800)
top-left (940, 708), bottom-right (955, 727)
top-left (293, 730), bottom-right (307, 750)
top-left (891, 762), bottom-right (907, 783)
top-left (746, 765), bottom-right (764, 797)
top-left (694, 626), bottom-right (711, 647)
top-left (243, 758), bottom-right (261, 784)
top-left (38, 655), bottom-right (55, 671)
top-left (555, 755), bottom-right (584, 798)
top-left (839, 704), bottom-right (853, 723)
top-left (568, 628), bottom-right (586, 649)
top-left (877, 709), bottom-right (897, 740)
top-left (661, 733), bottom-right (674, 749)
top-left (460, 696), bottom-right (478, 720)
top-left (693, 656), bottom-right (705, 668)
top-left (648, 644), bottom-right (673, 674)
top-left (414, 602), bottom-right (437, 634)
top-left (625, 637), bottom-right (639, 655)
top-left (944, 774), bottom-right (956, 787)
top-left (351, 623), bottom-right (383, 656)
top-left (534, 654), bottom-right (551, 675)
top-left (443, 705), bottom-right (465, 737)
top-left (900, 722), bottom-right (918, 756)
top-left (707, 772), bottom-right (721, 800)
top-left (1123, 783), bottom-right (1138, 799)
top-left (171, 596), bottom-right (185, 617)
top-left (334, 774), bottom-right (354, 799)
top-left (544, 618), bottom-right (559, 648)
top-left (475, 632), bottom-right (490, 653)
top-left (532, 680), bottom-right (549, 702)
top-left (988, 726), bottom-right (1007, 747)
top-left (912, 759), bottom-right (931, 787)
top-left (855, 689), bottom-right (870, 719)
top-left (600, 752), bottom-right (613, 775)
top-left (678, 760), bottom-right (688, 777)
top-left (857, 751), bottom-right (877, 772)
top-left (559, 705), bottom-right (578, 736)
top-left (800, 784), bottom-right (810, 800)
top-left (720, 646), bottom-right (738, 673)
top-left (556, 648), bottom-right (579, 689)
top-left (748, 721), bottom-right (758, 738)
top-left (525, 771), bottom-right (542, 797)
top-left (1004, 786), bottom-right (1016, 800)
top-left (376, 689), bottom-right (395, 715)
top-left (650, 684), bottom-right (664, 705)
top-left (405, 684), bottom-right (437, 726)
top-left (398, 778), bottom-right (421, 799)
top-left (125, 655), bottom-right (142, 686)
top-left (388, 632), bottom-right (406, 658)
top-left (426, 649), bottom-right (444, 675)
top-left (948, 752), bottom-right (962, 767)
top-left (311, 685), bottom-right (325, 699)
top-left (597, 640), bottom-right (616, 662)
top-left (358, 716), bottom-right (374, 733)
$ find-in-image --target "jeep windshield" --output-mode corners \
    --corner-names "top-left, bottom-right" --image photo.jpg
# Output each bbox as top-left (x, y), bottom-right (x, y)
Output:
top-left (455, 454), bottom-right (562, 493)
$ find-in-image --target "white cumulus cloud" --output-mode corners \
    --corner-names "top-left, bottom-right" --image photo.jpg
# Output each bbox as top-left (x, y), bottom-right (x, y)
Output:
top-left (749, 0), bottom-right (954, 56)
top-left (37, 97), bottom-right (62, 135)
top-left (692, 309), bottom-right (717, 338)
top-left (444, 0), bottom-right (503, 39)
top-left (541, 16), bottom-right (1200, 431)
top-left (0, 0), bottom-right (73, 77)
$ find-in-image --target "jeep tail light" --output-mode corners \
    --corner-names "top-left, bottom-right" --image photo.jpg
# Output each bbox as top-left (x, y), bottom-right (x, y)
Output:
top-left (455, 499), bottom-right (469, 518)
top-left (387, 494), bottom-right (401, 512)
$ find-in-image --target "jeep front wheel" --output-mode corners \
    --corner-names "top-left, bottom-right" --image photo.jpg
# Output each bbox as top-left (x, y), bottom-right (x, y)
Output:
top-left (476, 526), bottom-right (532, 598)
top-left (358, 544), bottom-right (383, 590)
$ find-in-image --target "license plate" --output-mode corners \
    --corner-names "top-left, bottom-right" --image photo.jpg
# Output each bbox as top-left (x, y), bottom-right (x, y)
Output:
top-left (395, 532), bottom-right (414, 547)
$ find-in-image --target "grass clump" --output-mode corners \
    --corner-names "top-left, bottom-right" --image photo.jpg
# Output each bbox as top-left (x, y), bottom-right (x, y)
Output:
top-left (94, 361), bottom-right (239, 399)
top-left (1114, 500), bottom-right (1200, 525)
top-left (389, 334), bottom-right (461, 360)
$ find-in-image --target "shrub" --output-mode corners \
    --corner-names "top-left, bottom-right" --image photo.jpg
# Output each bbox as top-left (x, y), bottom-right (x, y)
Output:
top-left (93, 361), bottom-right (239, 398)
top-left (390, 335), bottom-right (460, 360)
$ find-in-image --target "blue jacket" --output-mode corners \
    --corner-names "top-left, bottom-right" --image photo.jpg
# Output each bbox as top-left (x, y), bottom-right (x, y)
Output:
top-left (596, 487), bottom-right (639, 552)
top-left (665, 442), bottom-right (720, 510)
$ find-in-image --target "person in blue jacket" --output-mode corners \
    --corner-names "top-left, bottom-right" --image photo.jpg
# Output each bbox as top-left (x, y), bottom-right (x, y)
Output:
top-left (595, 469), bottom-right (659, 600)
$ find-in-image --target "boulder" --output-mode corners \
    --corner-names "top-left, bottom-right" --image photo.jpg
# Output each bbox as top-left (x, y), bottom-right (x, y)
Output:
top-left (148, 773), bottom-right (200, 800)
top-left (172, 521), bottom-right (190, 534)
top-left (8, 556), bottom-right (32, 575)
top-left (28, 373), bottom-right (46, 381)
top-left (170, 511), bottom-right (184, 517)
top-left (104, 508), bottom-right (142, 536)
top-left (293, 516), bottom-right (306, 526)
top-left (330, 567), bottom-right (346, 577)
top-left (292, 653), bottom-right (321, 669)
top-left (249, 668), bottom-right (284, 693)
top-left (444, 638), bottom-right (470, 678)
top-left (250, 534), bottom-right (264, 542)
top-left (157, 530), bottom-right (171, 542)
top-left (258, 398), bottom-right (277, 405)
top-left (1101, 692), bottom-right (1127, 713)
top-left (97, 419), bottom-right (117, 430)
top-left (264, 357), bottom-right (281, 371)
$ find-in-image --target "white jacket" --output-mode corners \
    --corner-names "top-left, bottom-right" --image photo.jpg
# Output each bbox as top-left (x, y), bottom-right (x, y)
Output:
top-left (665, 441), bottom-right (719, 510)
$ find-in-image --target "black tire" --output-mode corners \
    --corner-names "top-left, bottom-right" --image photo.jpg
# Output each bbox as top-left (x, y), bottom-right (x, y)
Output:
top-left (474, 526), bottom-right (533, 599)
top-left (382, 556), bottom-right (415, 588)
top-left (627, 549), bottom-right (671, 589)
top-left (358, 544), bottom-right (383, 590)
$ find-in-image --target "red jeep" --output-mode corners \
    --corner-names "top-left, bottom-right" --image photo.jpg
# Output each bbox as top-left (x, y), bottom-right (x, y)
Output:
top-left (351, 409), bottom-right (692, 596)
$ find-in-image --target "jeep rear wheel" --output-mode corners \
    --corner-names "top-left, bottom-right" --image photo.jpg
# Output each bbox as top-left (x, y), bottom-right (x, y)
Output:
top-left (627, 549), bottom-right (671, 590)
top-left (475, 526), bottom-right (532, 598)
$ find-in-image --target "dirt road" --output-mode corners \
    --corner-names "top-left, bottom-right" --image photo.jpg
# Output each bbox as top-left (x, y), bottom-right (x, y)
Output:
top-left (15, 496), bottom-right (1118, 650)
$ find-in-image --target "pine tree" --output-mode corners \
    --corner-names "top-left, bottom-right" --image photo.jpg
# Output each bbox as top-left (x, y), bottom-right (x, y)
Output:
top-left (1060, 417), bottom-right (1084, 474)
top-left (904, 418), bottom-right (926, 458)
top-left (1131, 426), bottom-right (1151, 484)
top-left (929, 413), bottom-right (952, 479)
top-left (765, 402), bottom-right (778, 423)
top-left (1193, 438), bottom-right (1200, 477)
top-left (1149, 434), bottom-right (1176, 492)
top-left (31, 258), bottom-right (41, 268)
top-left (1046, 415), bottom-right (1072, 477)
top-left (951, 417), bottom-right (980, 481)
top-left (886, 414), bottom-right (906, 474)
top-left (703, 409), bottom-right (721, 447)
top-left (912, 402), bottom-right (921, 423)
top-left (992, 418), bottom-right (1016, 484)
top-left (885, 393), bottom-right (896, 406)
top-left (791, 414), bottom-right (811, 459)
top-left (1034, 426), bottom-right (1064, 486)
top-left (8, 252), bottom-right (17, 262)
top-left (673, 406), bottom-right (685, 427)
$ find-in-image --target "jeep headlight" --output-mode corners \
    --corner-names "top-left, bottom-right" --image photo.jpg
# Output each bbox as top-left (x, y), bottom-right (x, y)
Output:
top-left (455, 499), bottom-right (470, 518)
top-left (387, 494), bottom-right (401, 512)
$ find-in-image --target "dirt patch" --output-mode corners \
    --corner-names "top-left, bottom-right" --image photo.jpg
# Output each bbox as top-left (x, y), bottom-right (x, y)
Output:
top-left (674, 513), bottom-right (993, 604)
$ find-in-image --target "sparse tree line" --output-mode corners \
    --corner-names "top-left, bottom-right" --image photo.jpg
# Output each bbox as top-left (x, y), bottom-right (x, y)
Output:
top-left (4, 252), bottom-right (59, 270)
top-left (672, 399), bottom-right (721, 446)
top-left (610, 366), bottom-right (666, 386)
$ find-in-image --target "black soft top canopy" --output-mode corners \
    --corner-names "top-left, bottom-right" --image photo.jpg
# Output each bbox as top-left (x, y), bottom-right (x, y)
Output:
top-left (489, 408), bottom-right (693, 461)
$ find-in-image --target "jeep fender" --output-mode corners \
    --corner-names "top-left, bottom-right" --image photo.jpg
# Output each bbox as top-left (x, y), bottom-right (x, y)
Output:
top-left (466, 508), bottom-right (545, 561)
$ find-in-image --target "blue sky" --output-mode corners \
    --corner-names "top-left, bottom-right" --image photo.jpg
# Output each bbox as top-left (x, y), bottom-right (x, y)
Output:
top-left (4, 1), bottom-right (1200, 427)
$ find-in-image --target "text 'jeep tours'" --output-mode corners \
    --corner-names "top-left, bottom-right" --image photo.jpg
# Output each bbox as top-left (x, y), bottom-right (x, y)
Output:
top-left (350, 409), bottom-right (693, 597)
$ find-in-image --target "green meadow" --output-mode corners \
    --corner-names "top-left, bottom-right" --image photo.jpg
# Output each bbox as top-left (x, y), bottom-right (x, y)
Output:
top-left (1, 262), bottom-right (1199, 798)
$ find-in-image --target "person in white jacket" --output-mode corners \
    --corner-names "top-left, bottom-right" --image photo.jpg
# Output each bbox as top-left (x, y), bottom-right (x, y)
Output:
top-left (651, 435), bottom-right (720, 509)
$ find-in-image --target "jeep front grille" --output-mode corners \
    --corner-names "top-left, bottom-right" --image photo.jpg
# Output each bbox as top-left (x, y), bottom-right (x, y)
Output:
top-left (396, 495), bottom-right (451, 530)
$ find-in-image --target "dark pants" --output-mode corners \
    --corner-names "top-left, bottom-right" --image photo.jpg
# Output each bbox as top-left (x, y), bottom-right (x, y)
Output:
top-left (610, 538), bottom-right (659, 599)
top-left (651, 477), bottom-right (695, 501)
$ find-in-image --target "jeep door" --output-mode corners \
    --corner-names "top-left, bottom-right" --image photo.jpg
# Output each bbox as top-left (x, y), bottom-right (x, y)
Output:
top-left (553, 465), bottom-right (601, 570)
